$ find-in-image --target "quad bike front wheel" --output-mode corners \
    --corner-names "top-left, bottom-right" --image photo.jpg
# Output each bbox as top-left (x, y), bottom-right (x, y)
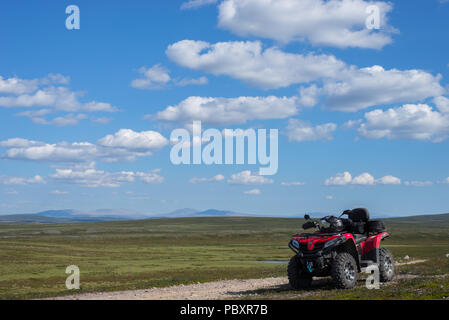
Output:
top-left (331, 252), bottom-right (358, 289)
top-left (287, 256), bottom-right (312, 289)
top-left (379, 248), bottom-right (395, 282)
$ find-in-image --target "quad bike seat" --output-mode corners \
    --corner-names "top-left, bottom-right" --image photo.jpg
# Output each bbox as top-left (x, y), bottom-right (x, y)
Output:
top-left (346, 208), bottom-right (370, 222)
top-left (343, 208), bottom-right (386, 235)
top-left (343, 208), bottom-right (370, 234)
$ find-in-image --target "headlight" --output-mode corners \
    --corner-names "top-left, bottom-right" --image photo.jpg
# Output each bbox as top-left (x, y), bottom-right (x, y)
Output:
top-left (324, 237), bottom-right (343, 249)
top-left (291, 239), bottom-right (300, 249)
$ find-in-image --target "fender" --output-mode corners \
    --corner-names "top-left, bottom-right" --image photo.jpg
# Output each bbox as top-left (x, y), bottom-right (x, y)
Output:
top-left (338, 234), bottom-right (361, 271)
top-left (361, 232), bottom-right (389, 255)
top-left (360, 232), bottom-right (389, 263)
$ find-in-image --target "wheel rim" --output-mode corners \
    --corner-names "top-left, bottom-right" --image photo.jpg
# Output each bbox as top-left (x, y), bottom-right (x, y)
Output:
top-left (344, 262), bottom-right (355, 281)
top-left (384, 256), bottom-right (393, 275)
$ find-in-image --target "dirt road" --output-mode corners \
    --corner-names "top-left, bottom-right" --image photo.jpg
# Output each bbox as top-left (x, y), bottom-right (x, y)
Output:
top-left (48, 277), bottom-right (290, 300)
top-left (46, 259), bottom-right (429, 300)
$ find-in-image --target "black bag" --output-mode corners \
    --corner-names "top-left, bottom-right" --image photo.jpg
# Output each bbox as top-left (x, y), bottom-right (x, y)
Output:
top-left (367, 220), bottom-right (386, 233)
top-left (351, 222), bottom-right (366, 234)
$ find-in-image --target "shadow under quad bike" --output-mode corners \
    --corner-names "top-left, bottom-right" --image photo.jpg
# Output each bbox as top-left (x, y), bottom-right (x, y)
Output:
top-left (288, 208), bottom-right (395, 289)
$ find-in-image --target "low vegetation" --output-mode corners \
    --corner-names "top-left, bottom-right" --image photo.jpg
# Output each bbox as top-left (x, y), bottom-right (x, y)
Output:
top-left (0, 215), bottom-right (448, 299)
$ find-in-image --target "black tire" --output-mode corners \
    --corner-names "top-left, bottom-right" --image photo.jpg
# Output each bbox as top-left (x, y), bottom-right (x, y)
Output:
top-left (287, 256), bottom-right (312, 289)
top-left (331, 252), bottom-right (358, 289)
top-left (379, 248), bottom-right (395, 282)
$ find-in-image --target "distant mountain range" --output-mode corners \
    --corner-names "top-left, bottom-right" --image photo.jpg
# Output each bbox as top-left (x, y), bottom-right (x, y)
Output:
top-left (0, 208), bottom-right (447, 224)
top-left (0, 208), bottom-right (258, 224)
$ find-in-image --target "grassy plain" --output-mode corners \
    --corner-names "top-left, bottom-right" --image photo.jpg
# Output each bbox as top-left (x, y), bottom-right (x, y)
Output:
top-left (0, 215), bottom-right (448, 299)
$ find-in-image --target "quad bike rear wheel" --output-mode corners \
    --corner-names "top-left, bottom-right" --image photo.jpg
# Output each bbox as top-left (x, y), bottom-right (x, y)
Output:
top-left (331, 252), bottom-right (358, 289)
top-left (288, 256), bottom-right (312, 289)
top-left (379, 248), bottom-right (395, 282)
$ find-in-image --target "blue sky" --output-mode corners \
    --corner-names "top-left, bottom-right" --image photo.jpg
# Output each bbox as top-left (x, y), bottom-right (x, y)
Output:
top-left (1, 0), bottom-right (449, 217)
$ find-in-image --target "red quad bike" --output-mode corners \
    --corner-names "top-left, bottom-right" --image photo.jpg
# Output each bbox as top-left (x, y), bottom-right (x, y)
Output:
top-left (288, 208), bottom-right (395, 289)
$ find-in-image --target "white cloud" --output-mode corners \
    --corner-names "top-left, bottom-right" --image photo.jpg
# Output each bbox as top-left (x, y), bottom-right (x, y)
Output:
top-left (49, 165), bottom-right (163, 188)
top-left (0, 86), bottom-right (118, 112)
top-left (181, 0), bottom-right (217, 10)
top-left (305, 66), bottom-right (445, 112)
top-left (92, 117), bottom-right (113, 124)
top-left (377, 175), bottom-right (401, 185)
top-left (281, 181), bottom-right (305, 186)
top-left (404, 181), bottom-right (433, 187)
top-left (0, 74), bottom-right (118, 126)
top-left (351, 172), bottom-right (375, 185)
top-left (49, 190), bottom-right (69, 195)
top-left (0, 74), bottom-right (69, 95)
top-left (176, 76), bottom-right (209, 87)
top-left (0, 138), bottom-right (43, 148)
top-left (434, 96), bottom-right (449, 113)
top-left (131, 64), bottom-right (208, 90)
top-left (0, 175), bottom-right (45, 185)
top-left (130, 65), bottom-right (171, 90)
top-left (0, 129), bottom-right (168, 163)
top-left (98, 129), bottom-right (169, 151)
top-left (342, 119), bottom-right (363, 129)
top-left (189, 174), bottom-right (225, 183)
top-left (166, 40), bottom-right (346, 89)
top-left (286, 119), bottom-right (337, 142)
top-left (27, 113), bottom-right (89, 126)
top-left (155, 95), bottom-right (299, 125)
top-left (325, 172), bottom-right (401, 186)
top-left (324, 171), bottom-right (353, 186)
top-left (357, 104), bottom-right (449, 142)
top-left (218, 0), bottom-right (395, 49)
top-left (0, 76), bottom-right (39, 95)
top-left (244, 188), bottom-right (261, 195)
top-left (326, 195), bottom-right (335, 200)
top-left (228, 170), bottom-right (274, 185)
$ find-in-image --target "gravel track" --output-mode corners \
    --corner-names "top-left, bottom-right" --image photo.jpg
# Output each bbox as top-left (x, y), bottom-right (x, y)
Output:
top-left (46, 259), bottom-right (430, 300)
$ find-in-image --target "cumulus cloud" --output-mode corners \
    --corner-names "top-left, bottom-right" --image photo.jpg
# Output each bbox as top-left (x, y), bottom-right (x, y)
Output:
top-left (166, 40), bottom-right (346, 89)
top-left (166, 41), bottom-right (444, 108)
top-left (98, 129), bottom-right (169, 151)
top-left (49, 165), bottom-right (163, 188)
top-left (189, 174), bottom-right (225, 184)
top-left (404, 181), bottom-right (433, 187)
top-left (316, 66), bottom-right (445, 111)
top-left (49, 190), bottom-right (69, 195)
top-left (376, 175), bottom-right (401, 185)
top-left (217, 0), bottom-right (395, 49)
top-left (281, 181), bottom-right (305, 186)
top-left (243, 188), bottom-right (261, 195)
top-left (228, 170), bottom-right (274, 185)
top-left (434, 96), bottom-right (449, 113)
top-left (285, 119), bottom-right (337, 142)
top-left (0, 74), bottom-right (118, 126)
top-left (0, 175), bottom-right (45, 185)
top-left (181, 0), bottom-right (217, 10)
top-left (130, 65), bottom-right (171, 90)
top-left (0, 76), bottom-right (39, 95)
top-left (130, 64), bottom-right (208, 90)
top-left (21, 113), bottom-right (89, 126)
top-left (325, 172), bottom-right (401, 186)
top-left (155, 95), bottom-right (299, 125)
top-left (357, 104), bottom-right (449, 142)
top-left (0, 74), bottom-right (69, 95)
top-left (324, 171), bottom-right (353, 186)
top-left (0, 85), bottom-right (117, 112)
top-left (0, 129), bottom-right (168, 163)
